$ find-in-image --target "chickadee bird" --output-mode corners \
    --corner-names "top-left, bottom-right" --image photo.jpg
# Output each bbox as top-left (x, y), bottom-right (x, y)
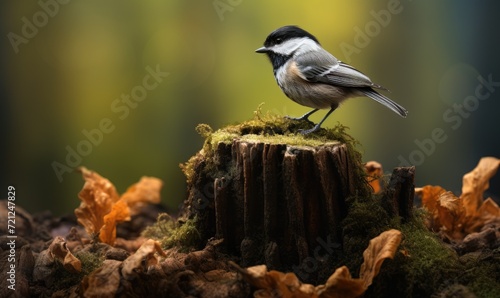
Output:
top-left (256, 25), bottom-right (408, 134)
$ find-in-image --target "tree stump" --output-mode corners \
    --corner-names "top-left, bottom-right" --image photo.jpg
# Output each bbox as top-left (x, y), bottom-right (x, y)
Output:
top-left (180, 116), bottom-right (414, 274)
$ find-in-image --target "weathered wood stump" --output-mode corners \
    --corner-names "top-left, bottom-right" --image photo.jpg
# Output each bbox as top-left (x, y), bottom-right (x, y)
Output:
top-left (180, 117), bottom-right (414, 273)
top-left (384, 166), bottom-right (416, 221)
top-left (214, 140), bottom-right (359, 268)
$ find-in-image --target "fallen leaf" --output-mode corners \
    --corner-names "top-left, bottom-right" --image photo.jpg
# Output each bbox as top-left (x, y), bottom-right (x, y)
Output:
top-left (415, 185), bottom-right (447, 216)
top-left (262, 271), bottom-right (294, 297)
top-left (365, 161), bottom-right (383, 194)
top-left (120, 177), bottom-right (163, 215)
top-left (114, 236), bottom-right (147, 252)
top-left (436, 192), bottom-right (465, 238)
top-left (477, 198), bottom-right (500, 221)
top-left (49, 236), bottom-right (81, 273)
top-left (358, 229), bottom-right (402, 289)
top-left (74, 167), bottom-right (163, 245)
top-left (318, 266), bottom-right (364, 298)
top-left (235, 264), bottom-right (270, 289)
top-left (238, 265), bottom-right (314, 298)
top-left (461, 157), bottom-right (500, 217)
top-left (99, 199), bottom-right (131, 244)
top-left (122, 239), bottom-right (166, 279)
top-left (233, 229), bottom-right (402, 298)
top-left (418, 157), bottom-right (500, 239)
top-left (75, 167), bottom-right (121, 238)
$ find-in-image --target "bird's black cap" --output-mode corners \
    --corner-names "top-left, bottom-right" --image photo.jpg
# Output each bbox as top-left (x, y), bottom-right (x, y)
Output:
top-left (263, 25), bottom-right (320, 48)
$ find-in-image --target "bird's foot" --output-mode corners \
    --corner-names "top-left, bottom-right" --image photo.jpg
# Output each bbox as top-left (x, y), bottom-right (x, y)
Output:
top-left (285, 115), bottom-right (315, 125)
top-left (298, 123), bottom-right (321, 135)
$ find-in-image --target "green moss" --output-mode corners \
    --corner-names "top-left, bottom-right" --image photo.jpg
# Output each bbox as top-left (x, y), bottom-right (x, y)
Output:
top-left (51, 250), bottom-right (104, 291)
top-left (395, 215), bottom-right (461, 297)
top-left (360, 207), bottom-right (463, 297)
top-left (76, 250), bottom-right (106, 275)
top-left (338, 187), bottom-right (500, 298)
top-left (459, 249), bottom-right (500, 298)
top-left (142, 213), bottom-right (201, 251)
top-left (142, 213), bottom-right (176, 239)
top-left (181, 104), bottom-right (365, 191)
top-left (340, 193), bottom-right (471, 297)
top-left (341, 194), bottom-right (394, 271)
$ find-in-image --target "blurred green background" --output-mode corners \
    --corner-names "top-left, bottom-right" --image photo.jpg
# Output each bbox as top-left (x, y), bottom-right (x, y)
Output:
top-left (2, 0), bottom-right (499, 215)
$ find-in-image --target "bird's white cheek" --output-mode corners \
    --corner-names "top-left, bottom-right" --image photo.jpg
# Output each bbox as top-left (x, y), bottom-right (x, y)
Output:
top-left (275, 64), bottom-right (289, 89)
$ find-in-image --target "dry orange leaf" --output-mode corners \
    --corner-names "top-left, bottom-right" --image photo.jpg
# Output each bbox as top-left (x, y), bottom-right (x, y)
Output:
top-left (318, 266), bottom-right (365, 298)
top-left (461, 156), bottom-right (500, 217)
top-left (120, 176), bottom-right (163, 215)
top-left (477, 198), bottom-right (500, 221)
top-left (121, 239), bottom-right (166, 279)
top-left (358, 229), bottom-right (402, 289)
top-left (75, 167), bottom-right (163, 245)
top-left (75, 167), bottom-right (120, 238)
top-left (418, 157), bottom-right (500, 239)
top-left (99, 199), bottom-right (131, 244)
top-left (436, 192), bottom-right (465, 236)
top-left (49, 236), bottom-right (81, 273)
top-left (234, 229), bottom-right (402, 298)
top-left (365, 161), bottom-right (383, 194)
top-left (415, 185), bottom-right (447, 215)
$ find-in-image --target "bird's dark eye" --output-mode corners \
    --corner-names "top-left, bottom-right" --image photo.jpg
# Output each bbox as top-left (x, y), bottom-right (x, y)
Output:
top-left (275, 37), bottom-right (283, 44)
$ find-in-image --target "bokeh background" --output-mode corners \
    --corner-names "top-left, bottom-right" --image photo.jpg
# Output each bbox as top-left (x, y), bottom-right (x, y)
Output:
top-left (2, 0), bottom-right (499, 215)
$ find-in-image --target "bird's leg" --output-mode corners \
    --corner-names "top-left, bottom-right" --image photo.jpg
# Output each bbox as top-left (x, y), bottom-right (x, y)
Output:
top-left (285, 108), bottom-right (319, 124)
top-left (298, 105), bottom-right (337, 135)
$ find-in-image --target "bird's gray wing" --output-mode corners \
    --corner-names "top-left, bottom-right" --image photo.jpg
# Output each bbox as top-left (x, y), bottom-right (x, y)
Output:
top-left (295, 50), bottom-right (387, 90)
top-left (295, 49), bottom-right (407, 118)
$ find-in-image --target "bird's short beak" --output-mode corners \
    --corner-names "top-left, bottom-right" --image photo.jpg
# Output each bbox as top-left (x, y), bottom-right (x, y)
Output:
top-left (255, 46), bottom-right (268, 53)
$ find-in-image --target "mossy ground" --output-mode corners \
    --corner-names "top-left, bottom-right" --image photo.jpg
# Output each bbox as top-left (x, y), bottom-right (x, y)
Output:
top-left (142, 213), bottom-right (200, 252)
top-left (50, 250), bottom-right (104, 291)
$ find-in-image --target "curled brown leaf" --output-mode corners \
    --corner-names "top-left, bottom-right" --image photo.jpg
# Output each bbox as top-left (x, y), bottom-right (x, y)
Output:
top-left (318, 266), bottom-right (364, 298)
top-left (436, 192), bottom-right (465, 238)
top-left (477, 198), bottom-right (500, 221)
top-left (122, 239), bottom-right (166, 279)
top-left (120, 176), bottom-right (163, 215)
top-left (75, 167), bottom-right (120, 237)
top-left (461, 157), bottom-right (500, 217)
top-left (99, 199), bottom-right (131, 244)
top-left (74, 167), bottom-right (163, 245)
top-left (49, 236), bottom-right (81, 273)
top-left (415, 185), bottom-right (447, 215)
top-left (358, 229), bottom-right (402, 289)
top-left (418, 157), bottom-right (500, 239)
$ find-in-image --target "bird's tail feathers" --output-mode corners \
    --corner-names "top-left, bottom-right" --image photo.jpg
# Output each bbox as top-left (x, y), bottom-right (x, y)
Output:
top-left (359, 88), bottom-right (408, 118)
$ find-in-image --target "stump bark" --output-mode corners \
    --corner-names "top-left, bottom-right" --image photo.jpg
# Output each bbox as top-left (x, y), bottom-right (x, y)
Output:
top-left (221, 140), bottom-right (358, 267)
